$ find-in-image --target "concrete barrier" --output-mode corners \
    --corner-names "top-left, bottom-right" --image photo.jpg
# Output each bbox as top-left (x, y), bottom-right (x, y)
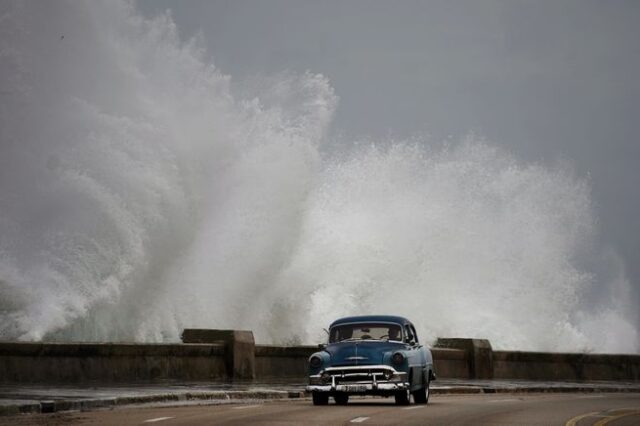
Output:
top-left (493, 351), bottom-right (640, 381)
top-left (432, 348), bottom-right (469, 379)
top-left (1, 331), bottom-right (638, 384)
top-left (255, 345), bottom-right (317, 380)
top-left (0, 342), bottom-right (225, 383)
top-left (435, 338), bottom-right (493, 379)
top-left (182, 329), bottom-right (255, 380)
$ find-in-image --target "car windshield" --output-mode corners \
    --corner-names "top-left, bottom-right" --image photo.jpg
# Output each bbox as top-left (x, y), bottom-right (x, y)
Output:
top-left (329, 323), bottom-right (403, 343)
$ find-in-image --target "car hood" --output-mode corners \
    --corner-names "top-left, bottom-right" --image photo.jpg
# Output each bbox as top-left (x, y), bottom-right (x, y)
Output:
top-left (325, 341), bottom-right (406, 366)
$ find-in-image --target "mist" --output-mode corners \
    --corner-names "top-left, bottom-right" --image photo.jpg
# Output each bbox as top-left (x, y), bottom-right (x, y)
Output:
top-left (0, 0), bottom-right (637, 352)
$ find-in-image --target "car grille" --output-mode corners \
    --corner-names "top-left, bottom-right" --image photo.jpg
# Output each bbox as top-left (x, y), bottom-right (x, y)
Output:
top-left (323, 365), bottom-right (398, 384)
top-left (337, 375), bottom-right (376, 383)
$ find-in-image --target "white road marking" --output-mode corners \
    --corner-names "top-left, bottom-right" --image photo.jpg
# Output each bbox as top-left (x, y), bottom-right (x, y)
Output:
top-left (232, 404), bottom-right (263, 410)
top-left (350, 416), bottom-right (370, 423)
top-left (143, 417), bottom-right (174, 423)
top-left (403, 405), bottom-right (425, 410)
top-left (488, 398), bottom-right (520, 403)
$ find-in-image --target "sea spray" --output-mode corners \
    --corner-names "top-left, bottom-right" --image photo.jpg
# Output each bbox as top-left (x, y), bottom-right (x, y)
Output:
top-left (0, 0), bottom-right (636, 352)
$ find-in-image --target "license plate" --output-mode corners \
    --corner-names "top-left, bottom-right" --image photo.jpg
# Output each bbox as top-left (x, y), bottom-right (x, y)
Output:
top-left (344, 385), bottom-right (367, 392)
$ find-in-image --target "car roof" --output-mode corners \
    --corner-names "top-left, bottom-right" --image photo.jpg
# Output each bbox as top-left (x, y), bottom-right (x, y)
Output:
top-left (329, 315), bottom-right (411, 327)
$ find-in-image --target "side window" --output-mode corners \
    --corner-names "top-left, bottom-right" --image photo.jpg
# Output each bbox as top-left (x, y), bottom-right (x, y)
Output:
top-left (410, 325), bottom-right (419, 343)
top-left (404, 325), bottom-right (414, 343)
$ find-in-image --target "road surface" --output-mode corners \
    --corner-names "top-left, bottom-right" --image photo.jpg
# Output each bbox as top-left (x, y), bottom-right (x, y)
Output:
top-left (2, 393), bottom-right (639, 425)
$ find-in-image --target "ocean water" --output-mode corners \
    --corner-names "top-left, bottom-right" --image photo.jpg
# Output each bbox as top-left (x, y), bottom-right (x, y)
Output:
top-left (0, 0), bottom-right (637, 352)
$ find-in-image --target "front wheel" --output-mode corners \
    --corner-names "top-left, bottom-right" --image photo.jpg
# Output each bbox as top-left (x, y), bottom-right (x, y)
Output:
top-left (312, 392), bottom-right (329, 405)
top-left (394, 389), bottom-right (410, 405)
top-left (412, 375), bottom-right (430, 404)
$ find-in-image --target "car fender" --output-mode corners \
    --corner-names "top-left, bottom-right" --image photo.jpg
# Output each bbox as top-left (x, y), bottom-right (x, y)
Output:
top-left (308, 351), bottom-right (331, 375)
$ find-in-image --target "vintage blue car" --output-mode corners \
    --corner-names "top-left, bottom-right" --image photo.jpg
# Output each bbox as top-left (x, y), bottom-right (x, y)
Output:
top-left (306, 315), bottom-right (435, 405)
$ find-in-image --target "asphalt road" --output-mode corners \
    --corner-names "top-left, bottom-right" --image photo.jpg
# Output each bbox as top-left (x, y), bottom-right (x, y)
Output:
top-left (3, 393), bottom-right (639, 425)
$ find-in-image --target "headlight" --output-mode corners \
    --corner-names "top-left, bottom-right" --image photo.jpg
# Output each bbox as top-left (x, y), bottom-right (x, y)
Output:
top-left (321, 372), bottom-right (331, 384)
top-left (309, 356), bottom-right (323, 368)
top-left (392, 352), bottom-right (405, 365)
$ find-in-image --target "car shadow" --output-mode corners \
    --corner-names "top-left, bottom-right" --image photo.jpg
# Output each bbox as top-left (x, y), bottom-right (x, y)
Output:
top-left (315, 401), bottom-right (438, 407)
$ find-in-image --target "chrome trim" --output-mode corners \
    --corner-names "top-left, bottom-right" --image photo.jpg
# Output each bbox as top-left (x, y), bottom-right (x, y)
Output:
top-left (306, 382), bottom-right (410, 393)
top-left (308, 365), bottom-right (408, 389)
top-left (323, 364), bottom-right (397, 373)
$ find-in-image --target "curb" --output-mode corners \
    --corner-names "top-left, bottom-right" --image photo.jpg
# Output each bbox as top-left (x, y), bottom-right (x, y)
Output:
top-left (0, 389), bottom-right (306, 417)
top-left (2, 386), bottom-right (640, 417)
top-left (0, 402), bottom-right (40, 417)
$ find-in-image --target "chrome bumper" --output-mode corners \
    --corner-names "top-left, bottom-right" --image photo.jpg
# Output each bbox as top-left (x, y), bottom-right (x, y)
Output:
top-left (306, 382), bottom-right (409, 392)
top-left (306, 364), bottom-right (409, 393)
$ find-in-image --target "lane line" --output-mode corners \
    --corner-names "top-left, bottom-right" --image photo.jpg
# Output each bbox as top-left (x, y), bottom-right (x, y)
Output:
top-left (143, 417), bottom-right (174, 423)
top-left (350, 416), bottom-right (370, 423)
top-left (232, 404), bottom-right (263, 410)
top-left (565, 412), bottom-right (599, 426)
top-left (402, 405), bottom-right (425, 410)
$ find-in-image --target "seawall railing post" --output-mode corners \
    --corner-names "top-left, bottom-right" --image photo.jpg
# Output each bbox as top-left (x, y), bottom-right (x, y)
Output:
top-left (435, 338), bottom-right (494, 379)
top-left (181, 329), bottom-right (255, 381)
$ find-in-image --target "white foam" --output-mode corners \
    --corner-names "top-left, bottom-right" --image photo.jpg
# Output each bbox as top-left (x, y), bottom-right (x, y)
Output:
top-left (0, 1), bottom-right (636, 352)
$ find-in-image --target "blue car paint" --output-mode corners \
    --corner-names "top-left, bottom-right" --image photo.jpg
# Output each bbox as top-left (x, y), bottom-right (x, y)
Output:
top-left (325, 340), bottom-right (406, 366)
top-left (308, 315), bottom-right (435, 394)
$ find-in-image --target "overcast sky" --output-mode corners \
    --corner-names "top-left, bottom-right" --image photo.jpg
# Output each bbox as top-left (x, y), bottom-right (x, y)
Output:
top-left (137, 0), bottom-right (640, 307)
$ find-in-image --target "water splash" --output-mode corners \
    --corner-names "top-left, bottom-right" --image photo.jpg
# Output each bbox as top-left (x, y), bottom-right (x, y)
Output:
top-left (0, 0), bottom-right (636, 352)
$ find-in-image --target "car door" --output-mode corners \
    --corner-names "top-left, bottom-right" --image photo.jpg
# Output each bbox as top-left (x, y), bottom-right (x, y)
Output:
top-left (404, 324), bottom-right (423, 389)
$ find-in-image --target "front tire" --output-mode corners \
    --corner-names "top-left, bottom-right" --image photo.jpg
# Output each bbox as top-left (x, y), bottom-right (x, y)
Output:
top-left (394, 389), bottom-right (410, 405)
top-left (312, 392), bottom-right (329, 405)
top-left (412, 375), bottom-right (430, 404)
top-left (334, 393), bottom-right (349, 405)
